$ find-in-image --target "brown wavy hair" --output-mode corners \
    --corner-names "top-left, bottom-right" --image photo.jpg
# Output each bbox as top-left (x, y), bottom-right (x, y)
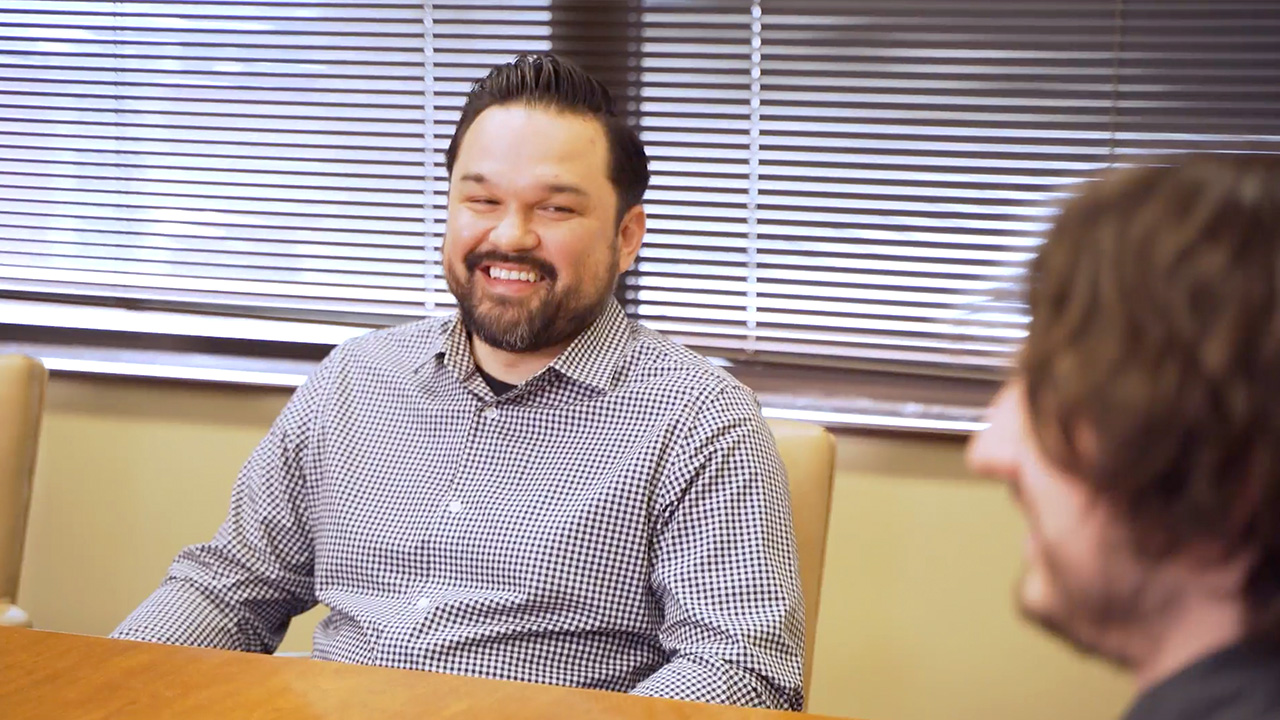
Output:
top-left (1022, 152), bottom-right (1280, 641)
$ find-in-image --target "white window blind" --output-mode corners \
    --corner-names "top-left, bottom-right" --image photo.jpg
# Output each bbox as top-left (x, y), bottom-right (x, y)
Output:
top-left (626, 0), bottom-right (1280, 376)
top-left (0, 1), bottom-right (435, 327)
top-left (3, 1), bottom-right (1277, 382)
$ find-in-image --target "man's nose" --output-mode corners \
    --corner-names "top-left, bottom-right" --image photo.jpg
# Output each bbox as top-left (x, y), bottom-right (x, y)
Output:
top-left (965, 381), bottom-right (1022, 485)
top-left (489, 209), bottom-right (538, 253)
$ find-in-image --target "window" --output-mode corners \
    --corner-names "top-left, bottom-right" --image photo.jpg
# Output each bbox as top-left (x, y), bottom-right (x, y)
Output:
top-left (1, 1), bottom-right (432, 328)
top-left (628, 0), bottom-right (1280, 376)
top-left (3, 1), bottom-right (1278, 430)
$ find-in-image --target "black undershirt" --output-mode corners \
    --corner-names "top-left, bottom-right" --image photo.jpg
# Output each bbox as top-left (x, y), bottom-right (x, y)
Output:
top-left (1123, 640), bottom-right (1280, 720)
top-left (476, 366), bottom-right (518, 397)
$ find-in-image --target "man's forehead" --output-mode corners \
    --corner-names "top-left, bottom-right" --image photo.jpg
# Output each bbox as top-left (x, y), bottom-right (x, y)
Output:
top-left (459, 104), bottom-right (608, 166)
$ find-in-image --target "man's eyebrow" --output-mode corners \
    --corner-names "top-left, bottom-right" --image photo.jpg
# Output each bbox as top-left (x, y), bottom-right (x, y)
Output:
top-left (545, 183), bottom-right (588, 197)
top-left (456, 174), bottom-right (587, 197)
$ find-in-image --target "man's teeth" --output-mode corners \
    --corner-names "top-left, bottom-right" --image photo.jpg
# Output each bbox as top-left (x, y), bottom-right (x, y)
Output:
top-left (488, 267), bottom-right (540, 282)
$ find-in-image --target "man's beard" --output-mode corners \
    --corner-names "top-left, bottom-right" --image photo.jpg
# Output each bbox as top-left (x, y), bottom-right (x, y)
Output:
top-left (1018, 534), bottom-right (1151, 667)
top-left (445, 247), bottom-right (618, 353)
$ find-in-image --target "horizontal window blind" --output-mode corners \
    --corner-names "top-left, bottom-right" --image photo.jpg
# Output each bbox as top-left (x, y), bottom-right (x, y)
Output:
top-left (625, 0), bottom-right (1280, 376)
top-left (1113, 1), bottom-right (1279, 156)
top-left (4, 0), bottom-right (1277, 380)
top-left (0, 0), bottom-right (432, 326)
top-left (630, 1), bottom-right (761, 361)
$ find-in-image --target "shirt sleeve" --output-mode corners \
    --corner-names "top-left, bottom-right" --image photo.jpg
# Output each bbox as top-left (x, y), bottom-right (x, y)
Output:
top-left (630, 383), bottom-right (806, 710)
top-left (110, 356), bottom-right (332, 653)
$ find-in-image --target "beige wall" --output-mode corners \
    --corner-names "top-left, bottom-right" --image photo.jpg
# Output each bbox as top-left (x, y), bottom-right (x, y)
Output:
top-left (18, 375), bottom-right (1131, 720)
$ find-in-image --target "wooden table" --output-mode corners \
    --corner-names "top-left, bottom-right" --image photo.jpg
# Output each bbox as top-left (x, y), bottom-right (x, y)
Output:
top-left (0, 627), bottom-right (846, 719)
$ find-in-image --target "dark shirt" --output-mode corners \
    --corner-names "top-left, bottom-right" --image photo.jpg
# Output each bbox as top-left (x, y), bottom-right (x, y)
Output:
top-left (1124, 641), bottom-right (1280, 720)
top-left (475, 366), bottom-right (517, 396)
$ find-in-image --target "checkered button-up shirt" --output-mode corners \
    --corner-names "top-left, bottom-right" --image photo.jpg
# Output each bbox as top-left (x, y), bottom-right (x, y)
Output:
top-left (112, 298), bottom-right (805, 710)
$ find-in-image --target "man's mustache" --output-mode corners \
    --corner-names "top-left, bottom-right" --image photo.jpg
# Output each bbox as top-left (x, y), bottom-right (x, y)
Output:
top-left (464, 251), bottom-right (558, 282)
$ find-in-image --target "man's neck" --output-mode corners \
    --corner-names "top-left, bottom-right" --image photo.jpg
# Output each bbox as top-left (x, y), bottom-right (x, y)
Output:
top-left (470, 335), bottom-right (571, 386)
top-left (1128, 593), bottom-right (1247, 694)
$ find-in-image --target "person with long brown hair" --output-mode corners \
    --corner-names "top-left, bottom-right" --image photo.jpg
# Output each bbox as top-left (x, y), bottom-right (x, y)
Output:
top-left (968, 152), bottom-right (1280, 719)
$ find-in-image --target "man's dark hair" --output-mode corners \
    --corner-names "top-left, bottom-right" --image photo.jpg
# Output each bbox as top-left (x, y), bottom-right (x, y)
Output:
top-left (444, 53), bottom-right (649, 218)
top-left (1021, 152), bottom-right (1280, 643)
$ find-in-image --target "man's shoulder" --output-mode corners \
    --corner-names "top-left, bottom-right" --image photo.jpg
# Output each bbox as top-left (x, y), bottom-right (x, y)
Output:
top-left (619, 322), bottom-right (754, 404)
top-left (320, 314), bottom-right (452, 377)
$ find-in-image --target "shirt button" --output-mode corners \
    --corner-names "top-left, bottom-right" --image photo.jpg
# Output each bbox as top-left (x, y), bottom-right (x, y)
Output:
top-left (447, 500), bottom-right (463, 514)
top-left (415, 597), bottom-right (430, 610)
top-left (482, 406), bottom-right (498, 420)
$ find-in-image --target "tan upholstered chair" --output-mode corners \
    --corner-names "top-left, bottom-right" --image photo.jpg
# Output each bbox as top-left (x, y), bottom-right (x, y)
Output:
top-left (0, 354), bottom-right (47, 628)
top-left (766, 418), bottom-right (835, 705)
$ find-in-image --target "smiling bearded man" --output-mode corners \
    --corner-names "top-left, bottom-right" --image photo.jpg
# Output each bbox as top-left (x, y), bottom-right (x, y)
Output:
top-left (112, 54), bottom-right (805, 711)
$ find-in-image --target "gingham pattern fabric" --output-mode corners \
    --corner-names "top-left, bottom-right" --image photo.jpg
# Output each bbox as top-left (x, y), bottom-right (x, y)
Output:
top-left (112, 298), bottom-right (805, 710)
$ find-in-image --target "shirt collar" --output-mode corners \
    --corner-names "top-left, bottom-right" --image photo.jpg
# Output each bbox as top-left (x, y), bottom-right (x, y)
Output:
top-left (437, 312), bottom-right (472, 379)
top-left (546, 297), bottom-right (632, 393)
top-left (423, 298), bottom-right (632, 394)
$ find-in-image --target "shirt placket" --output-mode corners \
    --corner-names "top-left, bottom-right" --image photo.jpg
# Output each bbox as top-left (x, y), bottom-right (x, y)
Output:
top-left (396, 369), bottom-right (495, 660)
top-left (409, 374), bottom-right (504, 642)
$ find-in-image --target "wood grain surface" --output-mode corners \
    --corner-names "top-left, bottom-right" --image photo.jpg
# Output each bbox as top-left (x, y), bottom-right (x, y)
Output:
top-left (0, 627), bottom-right (851, 719)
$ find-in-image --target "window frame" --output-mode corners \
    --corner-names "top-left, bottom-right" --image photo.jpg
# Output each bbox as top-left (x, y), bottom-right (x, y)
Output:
top-left (25, 0), bottom-right (1277, 434)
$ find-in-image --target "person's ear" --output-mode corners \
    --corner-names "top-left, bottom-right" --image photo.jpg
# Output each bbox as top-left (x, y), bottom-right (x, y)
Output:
top-left (616, 204), bottom-right (646, 272)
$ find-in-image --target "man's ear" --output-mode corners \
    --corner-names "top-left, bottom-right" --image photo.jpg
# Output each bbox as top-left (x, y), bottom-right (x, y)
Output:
top-left (616, 204), bottom-right (646, 273)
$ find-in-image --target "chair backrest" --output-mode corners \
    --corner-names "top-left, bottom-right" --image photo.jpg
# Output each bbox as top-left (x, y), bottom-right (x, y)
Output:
top-left (0, 354), bottom-right (47, 618)
top-left (766, 418), bottom-right (835, 703)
